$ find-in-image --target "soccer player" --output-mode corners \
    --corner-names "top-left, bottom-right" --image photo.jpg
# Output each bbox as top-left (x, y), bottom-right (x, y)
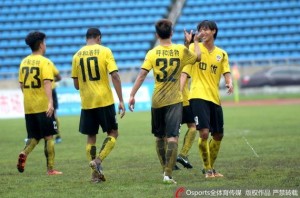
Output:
top-left (129, 19), bottom-right (201, 184)
top-left (17, 31), bottom-right (62, 175)
top-left (175, 33), bottom-right (198, 170)
top-left (175, 75), bottom-right (197, 169)
top-left (71, 28), bottom-right (125, 183)
top-left (52, 65), bottom-right (62, 143)
top-left (182, 20), bottom-right (233, 178)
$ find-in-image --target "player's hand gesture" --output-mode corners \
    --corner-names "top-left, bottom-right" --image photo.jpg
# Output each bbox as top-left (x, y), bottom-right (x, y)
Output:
top-left (226, 82), bottom-right (234, 95)
top-left (46, 103), bottom-right (54, 117)
top-left (128, 96), bottom-right (135, 112)
top-left (118, 101), bottom-right (125, 118)
top-left (184, 29), bottom-right (193, 45)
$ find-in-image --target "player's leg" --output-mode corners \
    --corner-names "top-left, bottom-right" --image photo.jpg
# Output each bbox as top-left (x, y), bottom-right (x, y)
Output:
top-left (52, 89), bottom-right (62, 143)
top-left (163, 103), bottom-right (181, 184)
top-left (209, 105), bottom-right (224, 177)
top-left (96, 104), bottom-right (118, 162)
top-left (17, 114), bottom-right (40, 173)
top-left (98, 130), bottom-right (118, 162)
top-left (191, 99), bottom-right (214, 178)
top-left (177, 122), bottom-right (196, 169)
top-left (156, 137), bottom-right (167, 171)
top-left (152, 107), bottom-right (167, 171)
top-left (43, 113), bottom-right (62, 175)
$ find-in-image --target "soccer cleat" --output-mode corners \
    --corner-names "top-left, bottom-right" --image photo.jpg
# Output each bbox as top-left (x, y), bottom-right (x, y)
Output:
top-left (47, 170), bottom-right (63, 175)
top-left (89, 159), bottom-right (106, 182)
top-left (177, 155), bottom-right (193, 169)
top-left (202, 169), bottom-right (215, 178)
top-left (163, 175), bottom-right (177, 184)
top-left (173, 164), bottom-right (181, 170)
top-left (17, 153), bottom-right (27, 173)
top-left (212, 169), bottom-right (224, 177)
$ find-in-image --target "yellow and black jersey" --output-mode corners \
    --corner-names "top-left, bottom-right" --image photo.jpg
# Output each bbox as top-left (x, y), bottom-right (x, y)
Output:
top-left (142, 44), bottom-right (197, 108)
top-left (71, 44), bottom-right (118, 109)
top-left (19, 54), bottom-right (54, 114)
top-left (185, 43), bottom-right (230, 105)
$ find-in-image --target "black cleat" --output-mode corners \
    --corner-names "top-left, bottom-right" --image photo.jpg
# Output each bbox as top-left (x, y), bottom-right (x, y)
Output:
top-left (177, 155), bottom-right (193, 169)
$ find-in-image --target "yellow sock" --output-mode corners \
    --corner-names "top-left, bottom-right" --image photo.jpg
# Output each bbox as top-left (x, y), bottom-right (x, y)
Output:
top-left (156, 139), bottom-right (166, 171)
top-left (44, 139), bottom-right (55, 170)
top-left (198, 138), bottom-right (211, 170)
top-left (23, 138), bottom-right (39, 155)
top-left (180, 128), bottom-right (196, 157)
top-left (209, 139), bottom-right (221, 168)
top-left (86, 144), bottom-right (97, 162)
top-left (99, 136), bottom-right (116, 162)
top-left (164, 141), bottom-right (178, 177)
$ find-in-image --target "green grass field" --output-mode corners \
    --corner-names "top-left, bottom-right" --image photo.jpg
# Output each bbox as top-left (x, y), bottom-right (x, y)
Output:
top-left (1, 104), bottom-right (300, 198)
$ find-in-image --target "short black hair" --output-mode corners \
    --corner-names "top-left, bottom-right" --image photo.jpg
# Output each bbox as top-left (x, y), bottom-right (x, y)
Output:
top-left (197, 20), bottom-right (218, 40)
top-left (25, 31), bottom-right (46, 52)
top-left (86, 28), bottom-right (101, 39)
top-left (155, 19), bottom-right (172, 39)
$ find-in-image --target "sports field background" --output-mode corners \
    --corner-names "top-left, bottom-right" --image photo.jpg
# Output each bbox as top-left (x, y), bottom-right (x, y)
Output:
top-left (0, 97), bottom-right (299, 198)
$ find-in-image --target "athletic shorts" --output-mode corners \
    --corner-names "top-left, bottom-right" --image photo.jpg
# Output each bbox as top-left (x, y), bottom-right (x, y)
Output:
top-left (52, 89), bottom-right (58, 110)
top-left (182, 104), bottom-right (194, 124)
top-left (79, 104), bottom-right (118, 135)
top-left (25, 112), bottom-right (58, 140)
top-left (190, 99), bottom-right (224, 135)
top-left (151, 102), bottom-right (182, 138)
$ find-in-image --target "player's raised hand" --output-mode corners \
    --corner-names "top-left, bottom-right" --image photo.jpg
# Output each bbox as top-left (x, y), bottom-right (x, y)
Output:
top-left (184, 29), bottom-right (193, 45)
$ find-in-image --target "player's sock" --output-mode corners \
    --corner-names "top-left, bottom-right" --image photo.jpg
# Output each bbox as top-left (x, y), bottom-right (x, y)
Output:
top-left (198, 138), bottom-right (211, 170)
top-left (164, 141), bottom-right (178, 177)
top-left (209, 138), bottom-right (221, 168)
top-left (44, 139), bottom-right (55, 170)
top-left (180, 128), bottom-right (196, 157)
top-left (156, 138), bottom-right (166, 170)
top-left (86, 144), bottom-right (97, 161)
top-left (23, 138), bottom-right (39, 155)
top-left (99, 136), bottom-right (116, 161)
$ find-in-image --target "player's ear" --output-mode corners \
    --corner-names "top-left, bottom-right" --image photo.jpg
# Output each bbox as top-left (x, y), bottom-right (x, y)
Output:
top-left (155, 33), bottom-right (159, 39)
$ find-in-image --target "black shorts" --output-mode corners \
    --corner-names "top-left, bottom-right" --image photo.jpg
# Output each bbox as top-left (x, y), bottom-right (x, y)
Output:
top-left (182, 105), bottom-right (194, 124)
top-left (79, 104), bottom-right (118, 135)
top-left (190, 99), bottom-right (224, 135)
top-left (52, 89), bottom-right (58, 110)
top-left (151, 103), bottom-right (182, 138)
top-left (25, 112), bottom-right (58, 140)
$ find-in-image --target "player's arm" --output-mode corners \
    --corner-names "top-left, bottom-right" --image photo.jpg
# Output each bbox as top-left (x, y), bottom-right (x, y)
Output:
top-left (73, 77), bottom-right (79, 90)
top-left (129, 69), bottom-right (149, 111)
top-left (224, 72), bottom-right (233, 94)
top-left (44, 79), bottom-right (54, 117)
top-left (111, 71), bottom-right (125, 118)
top-left (55, 73), bottom-right (62, 82)
top-left (193, 33), bottom-right (201, 62)
top-left (180, 73), bottom-right (188, 92)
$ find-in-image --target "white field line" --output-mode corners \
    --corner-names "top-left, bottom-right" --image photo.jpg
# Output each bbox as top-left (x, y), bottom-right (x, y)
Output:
top-left (242, 136), bottom-right (259, 158)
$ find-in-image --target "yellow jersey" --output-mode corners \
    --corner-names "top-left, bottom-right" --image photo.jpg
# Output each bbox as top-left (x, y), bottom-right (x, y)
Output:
top-left (142, 44), bottom-right (197, 108)
top-left (19, 54), bottom-right (54, 114)
top-left (185, 43), bottom-right (230, 105)
top-left (71, 44), bottom-right (118, 109)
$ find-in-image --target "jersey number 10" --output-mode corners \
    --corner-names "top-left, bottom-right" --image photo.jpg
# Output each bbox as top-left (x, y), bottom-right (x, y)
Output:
top-left (79, 57), bottom-right (101, 82)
